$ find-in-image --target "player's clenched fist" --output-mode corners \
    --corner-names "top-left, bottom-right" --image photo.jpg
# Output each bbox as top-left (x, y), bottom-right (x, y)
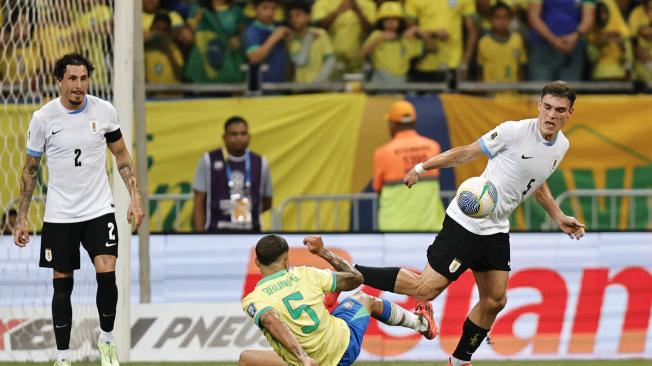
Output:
top-left (303, 236), bottom-right (324, 254)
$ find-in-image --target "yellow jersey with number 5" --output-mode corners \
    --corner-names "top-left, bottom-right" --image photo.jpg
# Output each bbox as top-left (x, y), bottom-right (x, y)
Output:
top-left (241, 267), bottom-right (349, 366)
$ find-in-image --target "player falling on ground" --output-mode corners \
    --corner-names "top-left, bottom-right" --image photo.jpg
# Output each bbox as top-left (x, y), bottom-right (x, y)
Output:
top-left (354, 81), bottom-right (586, 366)
top-left (14, 53), bottom-right (144, 366)
top-left (239, 235), bottom-right (438, 366)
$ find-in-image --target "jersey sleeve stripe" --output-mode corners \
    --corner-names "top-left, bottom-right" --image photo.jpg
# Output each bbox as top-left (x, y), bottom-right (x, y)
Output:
top-left (254, 306), bottom-right (273, 326)
top-left (26, 148), bottom-right (43, 157)
top-left (330, 271), bottom-right (337, 292)
top-left (477, 138), bottom-right (494, 158)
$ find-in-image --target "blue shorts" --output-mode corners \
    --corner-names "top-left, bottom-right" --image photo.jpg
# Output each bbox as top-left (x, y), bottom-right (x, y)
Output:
top-left (332, 297), bottom-right (370, 366)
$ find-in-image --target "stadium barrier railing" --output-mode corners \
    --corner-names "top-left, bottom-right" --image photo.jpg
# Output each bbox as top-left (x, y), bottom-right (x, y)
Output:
top-left (543, 189), bottom-right (652, 230)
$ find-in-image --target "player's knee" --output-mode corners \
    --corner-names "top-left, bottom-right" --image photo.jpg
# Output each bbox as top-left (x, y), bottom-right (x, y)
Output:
top-left (53, 277), bottom-right (74, 297)
top-left (415, 282), bottom-right (444, 302)
top-left (481, 295), bottom-right (507, 314)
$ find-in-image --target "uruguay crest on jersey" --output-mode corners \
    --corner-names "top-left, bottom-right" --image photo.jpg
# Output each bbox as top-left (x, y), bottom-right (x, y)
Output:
top-left (89, 119), bottom-right (99, 134)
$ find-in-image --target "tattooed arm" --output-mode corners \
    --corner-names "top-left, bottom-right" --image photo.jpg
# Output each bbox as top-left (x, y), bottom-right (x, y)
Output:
top-left (108, 137), bottom-right (145, 229)
top-left (303, 236), bottom-right (363, 291)
top-left (14, 155), bottom-right (41, 247)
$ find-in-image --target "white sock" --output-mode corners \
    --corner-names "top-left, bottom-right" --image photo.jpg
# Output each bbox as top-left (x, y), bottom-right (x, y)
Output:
top-left (450, 355), bottom-right (471, 366)
top-left (379, 299), bottom-right (427, 332)
top-left (99, 330), bottom-right (113, 344)
top-left (57, 349), bottom-right (70, 361)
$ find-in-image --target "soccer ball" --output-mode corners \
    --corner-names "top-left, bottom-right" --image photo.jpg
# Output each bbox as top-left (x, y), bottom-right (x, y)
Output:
top-left (456, 177), bottom-right (498, 218)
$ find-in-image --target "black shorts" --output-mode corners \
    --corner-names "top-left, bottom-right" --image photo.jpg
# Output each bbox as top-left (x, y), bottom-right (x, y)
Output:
top-left (40, 213), bottom-right (119, 272)
top-left (427, 215), bottom-right (510, 281)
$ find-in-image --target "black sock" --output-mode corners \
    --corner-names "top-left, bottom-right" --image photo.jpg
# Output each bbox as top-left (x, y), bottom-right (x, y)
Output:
top-left (52, 277), bottom-right (74, 351)
top-left (354, 265), bottom-right (400, 292)
top-left (452, 317), bottom-right (490, 361)
top-left (96, 272), bottom-right (118, 333)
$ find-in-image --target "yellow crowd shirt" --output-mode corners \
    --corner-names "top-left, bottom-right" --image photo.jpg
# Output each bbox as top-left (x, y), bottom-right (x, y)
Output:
top-left (289, 27), bottom-right (334, 83)
top-left (363, 31), bottom-right (423, 76)
top-left (477, 32), bottom-right (526, 82)
top-left (405, 0), bottom-right (476, 71)
top-left (628, 5), bottom-right (652, 82)
top-left (241, 267), bottom-right (349, 366)
top-left (145, 46), bottom-right (184, 84)
top-left (588, 0), bottom-right (631, 79)
top-left (312, 0), bottom-right (377, 71)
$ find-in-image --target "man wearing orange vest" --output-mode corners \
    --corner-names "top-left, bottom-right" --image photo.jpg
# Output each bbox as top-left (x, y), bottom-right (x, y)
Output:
top-left (373, 100), bottom-right (445, 231)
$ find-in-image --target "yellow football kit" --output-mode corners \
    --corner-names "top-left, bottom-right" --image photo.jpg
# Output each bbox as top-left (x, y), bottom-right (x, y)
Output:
top-left (242, 267), bottom-right (350, 366)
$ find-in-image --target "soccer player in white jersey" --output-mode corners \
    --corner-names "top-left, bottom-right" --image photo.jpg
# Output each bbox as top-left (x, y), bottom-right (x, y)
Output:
top-left (14, 53), bottom-right (144, 366)
top-left (353, 81), bottom-right (586, 366)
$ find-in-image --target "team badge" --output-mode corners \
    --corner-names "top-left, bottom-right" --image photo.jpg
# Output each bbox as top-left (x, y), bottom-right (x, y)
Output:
top-left (449, 258), bottom-right (461, 273)
top-left (213, 160), bottom-right (224, 170)
top-left (89, 120), bottom-right (99, 134)
top-left (45, 248), bottom-right (52, 262)
top-left (342, 300), bottom-right (354, 310)
top-left (247, 304), bottom-right (256, 318)
top-left (551, 155), bottom-right (561, 172)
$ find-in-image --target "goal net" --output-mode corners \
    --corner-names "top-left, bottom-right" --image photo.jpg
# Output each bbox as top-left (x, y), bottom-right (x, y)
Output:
top-left (0, 0), bottom-right (115, 361)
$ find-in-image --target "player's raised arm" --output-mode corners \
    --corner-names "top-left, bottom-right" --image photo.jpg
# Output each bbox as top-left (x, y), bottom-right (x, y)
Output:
top-left (303, 236), bottom-right (363, 291)
top-left (404, 141), bottom-right (485, 188)
top-left (14, 154), bottom-right (41, 247)
top-left (534, 181), bottom-right (585, 240)
top-left (258, 310), bottom-right (319, 366)
top-left (107, 137), bottom-right (144, 229)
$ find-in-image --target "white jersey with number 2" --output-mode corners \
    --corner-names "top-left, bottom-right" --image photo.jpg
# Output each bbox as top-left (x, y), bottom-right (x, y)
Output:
top-left (25, 95), bottom-right (120, 223)
top-left (447, 118), bottom-right (569, 235)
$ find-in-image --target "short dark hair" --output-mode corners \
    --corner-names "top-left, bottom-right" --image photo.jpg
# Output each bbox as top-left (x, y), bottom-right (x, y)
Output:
top-left (541, 80), bottom-right (576, 107)
top-left (256, 235), bottom-right (289, 265)
top-left (53, 53), bottom-right (95, 81)
top-left (286, 0), bottom-right (311, 14)
top-left (490, 2), bottom-right (513, 17)
top-left (224, 116), bottom-right (248, 132)
top-left (152, 11), bottom-right (172, 28)
top-left (1, 209), bottom-right (17, 225)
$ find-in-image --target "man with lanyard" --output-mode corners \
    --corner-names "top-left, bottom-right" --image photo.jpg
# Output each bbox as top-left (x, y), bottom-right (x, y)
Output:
top-left (193, 116), bottom-right (273, 232)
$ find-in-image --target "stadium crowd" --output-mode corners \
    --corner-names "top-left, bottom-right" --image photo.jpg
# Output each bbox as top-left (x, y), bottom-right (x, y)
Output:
top-left (0, 0), bottom-right (651, 88)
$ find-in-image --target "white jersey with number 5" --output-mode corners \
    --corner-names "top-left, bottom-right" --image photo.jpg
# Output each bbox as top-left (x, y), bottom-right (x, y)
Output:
top-left (447, 118), bottom-right (569, 235)
top-left (25, 95), bottom-right (120, 223)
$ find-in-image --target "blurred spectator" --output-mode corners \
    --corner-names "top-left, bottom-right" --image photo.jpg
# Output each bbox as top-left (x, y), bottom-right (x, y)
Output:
top-left (287, 1), bottom-right (336, 82)
top-left (0, 7), bottom-right (40, 84)
top-left (405, 0), bottom-right (477, 84)
top-left (359, 1), bottom-right (422, 83)
top-left (477, 0), bottom-right (528, 35)
top-left (37, 1), bottom-right (79, 78)
top-left (77, 0), bottom-right (113, 86)
top-left (1, 209), bottom-right (17, 235)
top-left (244, 0), bottom-right (290, 89)
top-left (145, 12), bottom-right (186, 84)
top-left (587, 0), bottom-right (632, 80)
top-left (185, 0), bottom-right (247, 83)
top-left (192, 116), bottom-right (273, 232)
top-left (373, 101), bottom-right (444, 232)
top-left (628, 0), bottom-right (652, 84)
top-left (143, 0), bottom-right (185, 35)
top-left (527, 0), bottom-right (595, 81)
top-left (244, 0), bottom-right (288, 22)
top-left (161, 0), bottom-right (195, 19)
top-left (312, 0), bottom-right (377, 75)
top-left (477, 2), bottom-right (526, 82)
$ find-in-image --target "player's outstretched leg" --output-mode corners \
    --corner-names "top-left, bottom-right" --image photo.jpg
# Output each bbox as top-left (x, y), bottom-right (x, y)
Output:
top-left (354, 263), bottom-right (450, 301)
top-left (52, 274), bottom-right (73, 365)
top-left (352, 292), bottom-right (437, 339)
top-left (96, 271), bottom-right (119, 366)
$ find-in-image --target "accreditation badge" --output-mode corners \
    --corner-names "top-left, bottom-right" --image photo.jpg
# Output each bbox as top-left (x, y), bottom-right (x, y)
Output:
top-left (230, 193), bottom-right (252, 224)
